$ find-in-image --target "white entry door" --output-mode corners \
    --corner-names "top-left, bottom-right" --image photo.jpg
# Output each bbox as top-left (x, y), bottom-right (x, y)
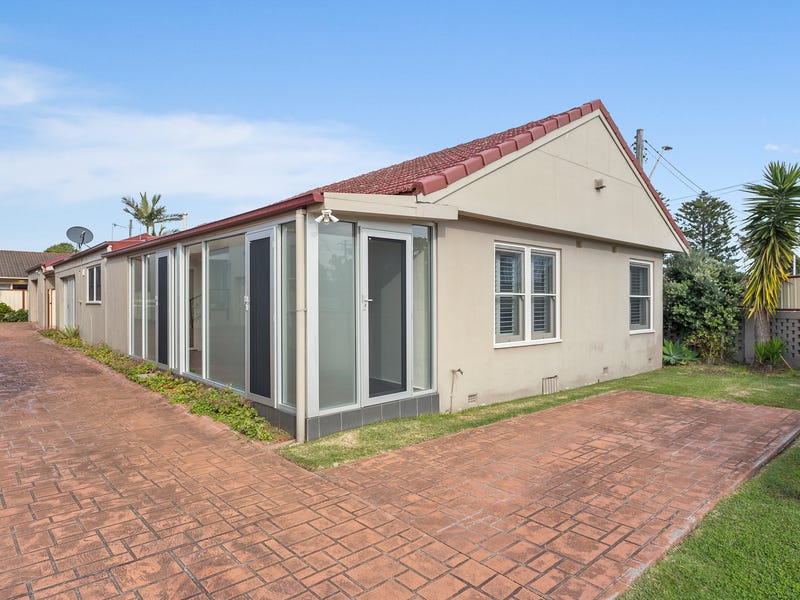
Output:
top-left (359, 228), bottom-right (413, 403)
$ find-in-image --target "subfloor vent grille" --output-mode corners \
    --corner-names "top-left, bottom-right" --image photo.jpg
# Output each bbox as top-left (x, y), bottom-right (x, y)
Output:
top-left (542, 375), bottom-right (558, 395)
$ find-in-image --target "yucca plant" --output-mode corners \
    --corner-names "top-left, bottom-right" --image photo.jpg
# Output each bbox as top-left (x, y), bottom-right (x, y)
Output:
top-left (754, 338), bottom-right (785, 366)
top-left (741, 162), bottom-right (800, 345)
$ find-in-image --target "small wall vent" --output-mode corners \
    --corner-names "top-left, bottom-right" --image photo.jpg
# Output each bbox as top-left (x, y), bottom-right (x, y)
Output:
top-left (542, 375), bottom-right (558, 395)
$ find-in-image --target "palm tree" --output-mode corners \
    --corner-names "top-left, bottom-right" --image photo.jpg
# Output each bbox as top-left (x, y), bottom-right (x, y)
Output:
top-left (741, 162), bottom-right (800, 344)
top-left (121, 193), bottom-right (183, 236)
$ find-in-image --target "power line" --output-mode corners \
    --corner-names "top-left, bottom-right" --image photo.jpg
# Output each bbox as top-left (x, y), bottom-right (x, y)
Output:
top-left (671, 181), bottom-right (757, 202)
top-left (658, 158), bottom-right (704, 195)
top-left (644, 139), bottom-right (705, 194)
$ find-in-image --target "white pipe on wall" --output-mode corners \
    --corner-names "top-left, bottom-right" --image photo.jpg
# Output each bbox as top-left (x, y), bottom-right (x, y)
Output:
top-left (295, 209), bottom-right (307, 443)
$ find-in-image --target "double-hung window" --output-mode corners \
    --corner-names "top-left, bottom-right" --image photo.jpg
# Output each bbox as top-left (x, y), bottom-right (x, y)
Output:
top-left (87, 265), bottom-right (102, 303)
top-left (495, 244), bottom-right (559, 345)
top-left (629, 261), bottom-right (652, 331)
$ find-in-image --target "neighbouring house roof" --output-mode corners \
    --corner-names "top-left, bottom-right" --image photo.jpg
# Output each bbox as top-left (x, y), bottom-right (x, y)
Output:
top-left (1, 251), bottom-right (72, 279)
top-left (106, 99), bottom-right (687, 257)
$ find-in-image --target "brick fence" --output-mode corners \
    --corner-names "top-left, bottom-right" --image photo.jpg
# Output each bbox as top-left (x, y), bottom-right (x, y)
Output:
top-left (736, 310), bottom-right (800, 367)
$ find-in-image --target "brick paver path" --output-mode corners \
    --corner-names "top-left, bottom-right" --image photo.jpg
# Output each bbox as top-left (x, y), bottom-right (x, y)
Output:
top-left (1, 323), bottom-right (799, 599)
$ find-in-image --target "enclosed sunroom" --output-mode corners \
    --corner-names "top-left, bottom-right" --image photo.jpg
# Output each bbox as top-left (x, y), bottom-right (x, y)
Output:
top-left (113, 196), bottom-right (445, 440)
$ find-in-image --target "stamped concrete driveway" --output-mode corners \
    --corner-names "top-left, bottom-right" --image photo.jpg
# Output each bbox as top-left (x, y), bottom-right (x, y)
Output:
top-left (1, 323), bottom-right (799, 599)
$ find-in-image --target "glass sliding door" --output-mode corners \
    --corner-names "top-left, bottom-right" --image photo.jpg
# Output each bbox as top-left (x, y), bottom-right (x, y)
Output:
top-left (157, 254), bottom-right (169, 365)
top-left (185, 244), bottom-right (203, 376)
top-left (246, 231), bottom-right (272, 400)
top-left (145, 255), bottom-right (157, 362)
top-left (207, 235), bottom-right (246, 389)
top-left (131, 258), bottom-right (143, 356)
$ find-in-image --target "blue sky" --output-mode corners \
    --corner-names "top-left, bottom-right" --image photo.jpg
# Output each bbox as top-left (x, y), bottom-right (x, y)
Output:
top-left (2, 1), bottom-right (799, 251)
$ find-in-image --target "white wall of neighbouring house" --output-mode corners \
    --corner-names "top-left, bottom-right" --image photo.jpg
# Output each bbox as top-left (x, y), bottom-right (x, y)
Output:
top-left (0, 288), bottom-right (26, 311)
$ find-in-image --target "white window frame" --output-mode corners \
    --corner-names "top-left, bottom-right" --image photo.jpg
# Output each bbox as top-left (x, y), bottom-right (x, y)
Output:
top-left (629, 260), bottom-right (654, 334)
top-left (87, 264), bottom-right (101, 304)
top-left (494, 243), bottom-right (561, 347)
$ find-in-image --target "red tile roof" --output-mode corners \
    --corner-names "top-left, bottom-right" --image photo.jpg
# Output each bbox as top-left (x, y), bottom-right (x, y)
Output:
top-left (106, 99), bottom-right (687, 256)
top-left (316, 101), bottom-right (602, 196)
top-left (314, 99), bottom-right (687, 248)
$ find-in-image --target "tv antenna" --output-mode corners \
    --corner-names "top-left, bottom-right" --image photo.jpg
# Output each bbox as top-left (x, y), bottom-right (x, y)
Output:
top-left (66, 225), bottom-right (94, 250)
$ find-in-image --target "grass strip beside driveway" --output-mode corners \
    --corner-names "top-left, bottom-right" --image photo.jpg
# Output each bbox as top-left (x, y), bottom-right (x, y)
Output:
top-left (280, 364), bottom-right (800, 470)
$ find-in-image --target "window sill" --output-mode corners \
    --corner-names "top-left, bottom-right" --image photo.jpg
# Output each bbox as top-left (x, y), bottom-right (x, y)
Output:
top-left (629, 328), bottom-right (655, 335)
top-left (86, 301), bottom-right (102, 305)
top-left (495, 338), bottom-right (562, 349)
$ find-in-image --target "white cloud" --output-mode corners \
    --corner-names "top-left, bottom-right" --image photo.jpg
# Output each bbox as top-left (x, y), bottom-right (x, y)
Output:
top-left (0, 108), bottom-right (398, 206)
top-left (0, 56), bottom-right (404, 249)
top-left (0, 58), bottom-right (65, 106)
top-left (0, 56), bottom-right (401, 209)
top-left (764, 143), bottom-right (800, 154)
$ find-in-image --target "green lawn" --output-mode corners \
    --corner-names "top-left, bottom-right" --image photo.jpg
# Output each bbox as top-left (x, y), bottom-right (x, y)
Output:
top-left (280, 364), bottom-right (800, 470)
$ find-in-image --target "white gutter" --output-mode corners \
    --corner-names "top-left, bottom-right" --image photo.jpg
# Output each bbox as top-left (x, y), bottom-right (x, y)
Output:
top-left (295, 209), bottom-right (307, 443)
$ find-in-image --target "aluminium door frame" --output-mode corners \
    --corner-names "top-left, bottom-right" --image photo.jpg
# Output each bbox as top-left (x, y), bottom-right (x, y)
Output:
top-left (358, 226), bottom-right (413, 407)
top-left (245, 227), bottom-right (276, 405)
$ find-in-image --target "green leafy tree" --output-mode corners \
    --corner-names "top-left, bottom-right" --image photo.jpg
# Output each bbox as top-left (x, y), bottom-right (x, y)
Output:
top-left (121, 192), bottom-right (182, 236)
top-left (663, 250), bottom-right (744, 362)
top-left (674, 192), bottom-right (738, 262)
top-left (741, 162), bottom-right (800, 344)
top-left (44, 242), bottom-right (75, 253)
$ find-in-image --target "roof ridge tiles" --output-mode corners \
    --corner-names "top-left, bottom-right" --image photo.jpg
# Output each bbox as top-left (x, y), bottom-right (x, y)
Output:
top-left (405, 100), bottom-right (602, 196)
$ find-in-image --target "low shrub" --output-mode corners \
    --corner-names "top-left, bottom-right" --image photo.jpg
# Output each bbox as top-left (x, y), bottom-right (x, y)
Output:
top-left (40, 330), bottom-right (286, 442)
top-left (0, 302), bottom-right (28, 322)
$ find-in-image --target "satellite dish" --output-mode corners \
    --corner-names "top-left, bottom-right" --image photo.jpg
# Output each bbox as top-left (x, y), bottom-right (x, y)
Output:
top-left (66, 226), bottom-right (94, 249)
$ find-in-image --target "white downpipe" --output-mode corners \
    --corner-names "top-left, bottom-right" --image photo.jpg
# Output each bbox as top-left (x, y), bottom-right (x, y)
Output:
top-left (295, 209), bottom-right (307, 443)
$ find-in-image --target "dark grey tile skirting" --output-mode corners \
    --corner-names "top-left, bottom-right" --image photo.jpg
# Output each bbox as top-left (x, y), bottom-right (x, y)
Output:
top-left (251, 393), bottom-right (440, 441)
top-left (251, 402), bottom-right (297, 437)
top-left (305, 393), bottom-right (440, 441)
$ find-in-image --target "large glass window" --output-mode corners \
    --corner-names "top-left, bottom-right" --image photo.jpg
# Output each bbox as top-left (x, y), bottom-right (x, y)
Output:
top-left (280, 222), bottom-right (297, 407)
top-left (186, 244), bottom-right (203, 376)
top-left (412, 225), bottom-right (433, 391)
top-left (318, 222), bottom-right (357, 410)
top-left (131, 257), bottom-right (143, 357)
top-left (629, 261), bottom-right (652, 331)
top-left (207, 235), bottom-right (246, 389)
top-left (145, 255), bottom-right (157, 361)
top-left (494, 244), bottom-right (559, 345)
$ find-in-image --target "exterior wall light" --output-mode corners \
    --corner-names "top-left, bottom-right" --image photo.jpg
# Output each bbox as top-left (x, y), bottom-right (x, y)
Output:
top-left (314, 209), bottom-right (339, 224)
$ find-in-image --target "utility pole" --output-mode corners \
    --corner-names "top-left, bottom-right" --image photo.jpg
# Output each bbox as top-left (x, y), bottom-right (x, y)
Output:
top-left (635, 129), bottom-right (644, 166)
